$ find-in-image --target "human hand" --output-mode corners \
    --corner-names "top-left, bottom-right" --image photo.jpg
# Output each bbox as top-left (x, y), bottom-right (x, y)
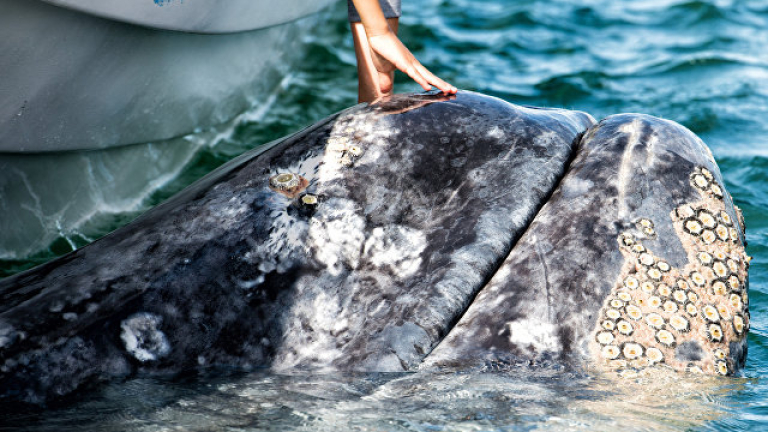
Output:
top-left (367, 29), bottom-right (457, 96)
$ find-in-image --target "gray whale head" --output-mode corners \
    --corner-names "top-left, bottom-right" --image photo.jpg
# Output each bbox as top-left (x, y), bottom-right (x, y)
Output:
top-left (0, 91), bottom-right (748, 404)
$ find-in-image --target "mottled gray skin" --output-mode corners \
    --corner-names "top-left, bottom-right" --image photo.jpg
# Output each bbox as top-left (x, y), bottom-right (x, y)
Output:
top-left (425, 114), bottom-right (747, 370)
top-left (0, 92), bottom-right (593, 404)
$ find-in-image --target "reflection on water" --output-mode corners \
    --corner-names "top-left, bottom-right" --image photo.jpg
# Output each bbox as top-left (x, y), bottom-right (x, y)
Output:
top-left (0, 368), bottom-right (747, 431)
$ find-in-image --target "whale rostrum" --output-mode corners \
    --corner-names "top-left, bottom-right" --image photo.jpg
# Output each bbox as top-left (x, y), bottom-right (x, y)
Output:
top-left (0, 92), bottom-right (748, 404)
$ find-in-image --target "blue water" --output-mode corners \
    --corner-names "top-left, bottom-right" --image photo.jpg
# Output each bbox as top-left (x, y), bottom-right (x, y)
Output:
top-left (2, 0), bottom-right (768, 430)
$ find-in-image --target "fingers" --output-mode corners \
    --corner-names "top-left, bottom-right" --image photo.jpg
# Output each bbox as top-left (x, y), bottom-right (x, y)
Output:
top-left (414, 63), bottom-right (458, 95)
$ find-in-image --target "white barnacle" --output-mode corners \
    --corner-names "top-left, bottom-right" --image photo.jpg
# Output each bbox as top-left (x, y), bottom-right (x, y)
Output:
top-left (717, 304), bottom-right (731, 320)
top-left (602, 320), bottom-right (616, 331)
top-left (657, 261), bottom-right (671, 273)
top-left (672, 289), bottom-right (688, 304)
top-left (702, 305), bottom-right (721, 323)
top-left (685, 303), bottom-right (699, 317)
top-left (676, 205), bottom-right (695, 219)
top-left (698, 210), bottom-right (717, 229)
top-left (641, 281), bottom-right (656, 295)
top-left (619, 232), bottom-right (635, 247)
top-left (685, 219), bottom-right (704, 236)
top-left (637, 218), bottom-right (654, 229)
top-left (707, 324), bottom-right (724, 342)
top-left (697, 252), bottom-right (713, 266)
top-left (716, 360), bottom-right (729, 376)
top-left (676, 279), bottom-right (690, 290)
top-left (713, 261), bottom-right (729, 279)
top-left (690, 272), bottom-right (706, 287)
top-left (656, 330), bottom-right (676, 347)
top-left (617, 291), bottom-right (633, 302)
top-left (733, 315), bottom-right (746, 335)
top-left (713, 348), bottom-right (727, 361)
top-left (639, 253), bottom-right (655, 267)
top-left (631, 244), bottom-right (646, 254)
top-left (702, 230), bottom-right (717, 244)
top-left (120, 313), bottom-right (171, 362)
top-left (626, 304), bottom-right (643, 321)
top-left (657, 284), bottom-right (672, 297)
top-left (301, 194), bottom-right (319, 206)
top-left (606, 308), bottom-right (622, 320)
top-left (647, 268), bottom-right (663, 282)
top-left (348, 145), bottom-right (364, 157)
top-left (691, 173), bottom-right (710, 189)
top-left (712, 281), bottom-right (728, 296)
top-left (730, 293), bottom-right (743, 310)
top-left (730, 228), bottom-right (739, 242)
top-left (710, 183), bottom-right (724, 198)
top-left (719, 211), bottom-right (733, 226)
top-left (728, 275), bottom-right (742, 292)
top-left (645, 313), bottom-right (665, 330)
top-left (622, 342), bottom-right (644, 360)
top-left (597, 331), bottom-right (615, 345)
top-left (714, 250), bottom-right (728, 261)
top-left (602, 345), bottom-right (621, 360)
top-left (610, 299), bottom-right (625, 309)
top-left (617, 320), bottom-right (634, 336)
top-left (700, 167), bottom-right (714, 180)
top-left (715, 225), bottom-right (730, 241)
top-left (269, 173), bottom-right (300, 190)
top-left (687, 291), bottom-right (698, 303)
top-left (646, 347), bottom-right (664, 364)
top-left (663, 300), bottom-right (679, 314)
top-left (727, 259), bottom-right (740, 274)
top-left (624, 276), bottom-right (640, 290)
top-left (648, 296), bottom-right (662, 309)
top-left (669, 315), bottom-right (690, 333)
top-left (643, 227), bottom-right (656, 237)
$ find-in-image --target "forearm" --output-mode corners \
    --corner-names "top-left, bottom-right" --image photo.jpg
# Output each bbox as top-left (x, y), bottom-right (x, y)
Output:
top-left (350, 0), bottom-right (391, 36)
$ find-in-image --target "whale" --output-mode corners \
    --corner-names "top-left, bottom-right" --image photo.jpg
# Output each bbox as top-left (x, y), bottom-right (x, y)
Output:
top-left (0, 91), bottom-right (748, 405)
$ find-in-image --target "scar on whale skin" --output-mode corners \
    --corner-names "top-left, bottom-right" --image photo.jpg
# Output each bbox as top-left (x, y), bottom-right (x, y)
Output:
top-left (591, 166), bottom-right (750, 377)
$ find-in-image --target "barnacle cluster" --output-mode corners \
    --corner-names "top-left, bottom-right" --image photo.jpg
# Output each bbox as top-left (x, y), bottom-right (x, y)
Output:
top-left (326, 126), bottom-right (365, 168)
top-left (591, 167), bottom-right (750, 377)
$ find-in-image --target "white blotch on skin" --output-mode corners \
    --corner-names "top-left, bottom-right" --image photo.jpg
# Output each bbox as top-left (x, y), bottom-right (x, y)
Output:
top-left (120, 313), bottom-right (171, 362)
top-left (505, 317), bottom-right (560, 353)
top-left (363, 225), bottom-right (427, 277)
top-left (309, 198), bottom-right (366, 276)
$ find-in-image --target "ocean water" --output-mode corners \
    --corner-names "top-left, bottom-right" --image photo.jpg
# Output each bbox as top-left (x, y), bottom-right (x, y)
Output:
top-left (2, 0), bottom-right (768, 430)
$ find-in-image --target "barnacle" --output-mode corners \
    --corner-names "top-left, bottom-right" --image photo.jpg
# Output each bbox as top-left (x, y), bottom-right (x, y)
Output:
top-left (602, 345), bottom-right (621, 360)
top-left (729, 293), bottom-right (743, 310)
top-left (648, 296), bottom-right (662, 309)
top-left (657, 261), bottom-right (671, 272)
top-left (702, 305), bottom-right (721, 323)
top-left (657, 284), bottom-right (672, 297)
top-left (625, 304), bottom-right (643, 321)
top-left (712, 281), bottom-right (728, 296)
top-left (728, 275), bottom-right (741, 292)
top-left (602, 320), bottom-right (616, 331)
top-left (669, 315), bottom-right (690, 333)
top-left (712, 261), bottom-right (729, 279)
top-left (727, 259), bottom-right (740, 273)
top-left (622, 343), bottom-right (644, 360)
top-left (715, 225), bottom-right (730, 241)
top-left (716, 360), bottom-right (729, 376)
top-left (624, 276), bottom-right (640, 290)
top-left (606, 309), bottom-right (622, 320)
top-left (672, 289), bottom-right (688, 304)
top-left (690, 272), bottom-right (706, 287)
top-left (691, 173), bottom-right (710, 189)
top-left (713, 349), bottom-right (727, 361)
top-left (663, 300), bottom-right (679, 314)
top-left (646, 347), bottom-right (664, 364)
top-left (610, 299), bottom-right (625, 309)
top-left (619, 233), bottom-right (635, 247)
top-left (676, 205), bottom-right (695, 219)
top-left (698, 210), bottom-right (717, 229)
top-left (631, 244), bottom-right (646, 254)
top-left (645, 313), bottom-right (665, 330)
top-left (707, 324), bottom-right (724, 342)
top-left (697, 251), bottom-right (713, 266)
top-left (641, 281), bottom-right (656, 294)
top-left (639, 253), bottom-right (655, 266)
top-left (656, 330), bottom-right (676, 347)
top-left (617, 320), bottom-right (634, 336)
top-left (687, 291), bottom-right (698, 303)
top-left (702, 230), bottom-right (717, 244)
top-left (719, 211), bottom-right (733, 226)
top-left (617, 291), bottom-right (633, 302)
top-left (711, 184), bottom-right (724, 198)
top-left (685, 303), bottom-right (698, 317)
top-left (647, 268), bottom-right (663, 281)
top-left (733, 315), bottom-right (746, 335)
top-left (684, 219), bottom-right (704, 236)
top-left (597, 331), bottom-right (615, 345)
